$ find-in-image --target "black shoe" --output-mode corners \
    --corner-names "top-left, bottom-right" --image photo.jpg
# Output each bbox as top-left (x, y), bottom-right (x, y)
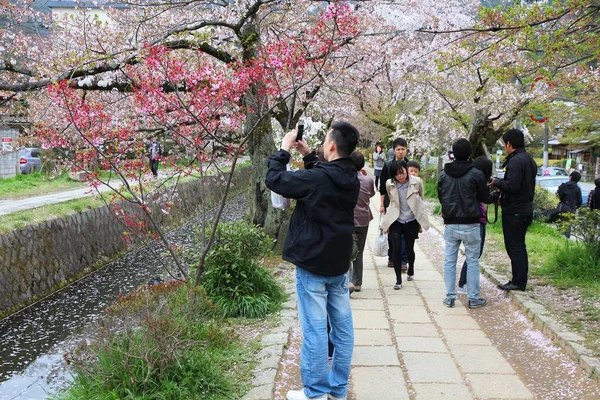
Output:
top-left (497, 282), bottom-right (525, 291)
top-left (468, 298), bottom-right (487, 309)
top-left (443, 298), bottom-right (455, 308)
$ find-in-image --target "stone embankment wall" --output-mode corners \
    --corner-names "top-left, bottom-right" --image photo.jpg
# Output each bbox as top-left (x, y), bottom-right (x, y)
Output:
top-left (0, 168), bottom-right (250, 315)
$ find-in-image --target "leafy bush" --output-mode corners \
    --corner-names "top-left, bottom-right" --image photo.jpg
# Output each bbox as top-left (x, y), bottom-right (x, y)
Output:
top-left (533, 185), bottom-right (558, 219)
top-left (56, 283), bottom-right (247, 400)
top-left (201, 221), bottom-right (285, 318)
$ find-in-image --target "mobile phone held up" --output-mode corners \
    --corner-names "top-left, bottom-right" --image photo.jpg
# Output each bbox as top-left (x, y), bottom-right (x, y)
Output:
top-left (296, 124), bottom-right (304, 142)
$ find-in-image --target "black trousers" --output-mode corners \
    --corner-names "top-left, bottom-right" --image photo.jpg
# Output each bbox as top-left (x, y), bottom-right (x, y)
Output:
top-left (389, 220), bottom-right (420, 284)
top-left (502, 212), bottom-right (533, 289)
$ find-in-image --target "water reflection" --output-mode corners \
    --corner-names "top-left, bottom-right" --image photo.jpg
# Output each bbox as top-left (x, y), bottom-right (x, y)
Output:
top-left (0, 196), bottom-right (246, 399)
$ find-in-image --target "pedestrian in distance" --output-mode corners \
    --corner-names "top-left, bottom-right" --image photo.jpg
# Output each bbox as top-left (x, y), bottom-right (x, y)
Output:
top-left (438, 140), bottom-right (496, 308)
top-left (380, 160), bottom-right (429, 289)
top-left (490, 128), bottom-right (537, 292)
top-left (587, 178), bottom-right (600, 210)
top-left (373, 143), bottom-right (387, 191)
top-left (380, 137), bottom-right (410, 270)
top-left (456, 156), bottom-right (495, 295)
top-left (147, 138), bottom-right (162, 177)
top-left (552, 170), bottom-right (583, 238)
top-left (266, 121), bottom-right (360, 400)
top-left (349, 151), bottom-right (376, 293)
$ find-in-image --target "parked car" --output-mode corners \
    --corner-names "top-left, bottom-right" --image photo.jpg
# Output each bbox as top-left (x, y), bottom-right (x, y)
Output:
top-left (536, 175), bottom-right (589, 206)
top-left (537, 166), bottom-right (568, 177)
top-left (19, 147), bottom-right (42, 174)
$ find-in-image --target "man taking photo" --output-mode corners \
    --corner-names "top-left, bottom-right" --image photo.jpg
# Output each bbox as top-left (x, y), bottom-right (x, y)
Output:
top-left (266, 121), bottom-right (360, 400)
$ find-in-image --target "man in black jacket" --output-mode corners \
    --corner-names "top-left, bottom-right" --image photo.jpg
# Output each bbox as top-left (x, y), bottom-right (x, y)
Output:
top-left (490, 129), bottom-right (537, 291)
top-left (557, 171), bottom-right (583, 212)
top-left (438, 139), bottom-right (495, 309)
top-left (266, 121), bottom-right (360, 400)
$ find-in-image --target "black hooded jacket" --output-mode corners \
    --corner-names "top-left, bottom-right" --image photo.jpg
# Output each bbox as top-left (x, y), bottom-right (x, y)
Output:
top-left (438, 160), bottom-right (495, 224)
top-left (491, 148), bottom-right (537, 214)
top-left (265, 150), bottom-right (360, 276)
top-left (557, 180), bottom-right (582, 212)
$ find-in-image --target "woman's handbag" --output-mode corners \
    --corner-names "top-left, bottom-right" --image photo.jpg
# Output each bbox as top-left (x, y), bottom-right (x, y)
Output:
top-left (372, 228), bottom-right (389, 257)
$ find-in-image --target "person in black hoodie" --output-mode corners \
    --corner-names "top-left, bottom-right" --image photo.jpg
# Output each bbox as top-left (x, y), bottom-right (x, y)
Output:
top-left (438, 139), bottom-right (496, 309)
top-left (266, 121), bottom-right (360, 400)
top-left (490, 129), bottom-right (537, 291)
top-left (554, 170), bottom-right (582, 238)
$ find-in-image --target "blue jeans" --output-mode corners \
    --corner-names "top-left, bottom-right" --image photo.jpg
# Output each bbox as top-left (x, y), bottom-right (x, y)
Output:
top-left (443, 224), bottom-right (482, 301)
top-left (296, 267), bottom-right (354, 398)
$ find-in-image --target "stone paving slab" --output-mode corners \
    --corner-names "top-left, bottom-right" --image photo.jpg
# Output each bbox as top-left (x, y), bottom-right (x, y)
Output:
top-left (431, 314), bottom-right (482, 330)
top-left (393, 323), bottom-right (440, 337)
top-left (352, 310), bottom-right (389, 329)
top-left (354, 329), bottom-right (393, 346)
top-left (412, 383), bottom-right (474, 400)
top-left (466, 373), bottom-right (534, 399)
top-left (387, 294), bottom-right (427, 306)
top-left (349, 298), bottom-right (385, 310)
top-left (350, 367), bottom-right (410, 399)
top-left (352, 346), bottom-right (401, 366)
top-left (388, 305), bottom-right (432, 324)
top-left (449, 344), bottom-right (516, 374)
top-left (402, 352), bottom-right (463, 383)
top-left (441, 328), bottom-right (493, 346)
top-left (396, 336), bottom-right (448, 353)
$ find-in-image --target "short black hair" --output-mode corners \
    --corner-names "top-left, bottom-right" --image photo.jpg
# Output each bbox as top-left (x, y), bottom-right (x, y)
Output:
top-left (595, 178), bottom-right (600, 188)
top-left (329, 121), bottom-right (359, 158)
top-left (503, 128), bottom-right (525, 149)
top-left (350, 151), bottom-right (365, 171)
top-left (392, 137), bottom-right (408, 149)
top-left (570, 171), bottom-right (581, 183)
top-left (407, 160), bottom-right (421, 171)
top-left (452, 138), bottom-right (471, 161)
top-left (389, 160), bottom-right (408, 182)
top-left (473, 156), bottom-right (493, 181)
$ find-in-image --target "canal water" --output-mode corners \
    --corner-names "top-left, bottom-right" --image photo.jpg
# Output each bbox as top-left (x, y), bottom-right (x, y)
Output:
top-left (0, 196), bottom-right (247, 399)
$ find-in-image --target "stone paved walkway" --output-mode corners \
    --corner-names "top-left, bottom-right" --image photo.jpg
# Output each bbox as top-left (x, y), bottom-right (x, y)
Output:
top-left (348, 205), bottom-right (533, 399)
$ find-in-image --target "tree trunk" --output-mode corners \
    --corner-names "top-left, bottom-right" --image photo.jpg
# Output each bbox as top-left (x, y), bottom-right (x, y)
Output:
top-left (468, 110), bottom-right (503, 159)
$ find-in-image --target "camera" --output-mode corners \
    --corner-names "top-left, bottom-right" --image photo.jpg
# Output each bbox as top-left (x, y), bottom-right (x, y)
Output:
top-left (296, 124), bottom-right (304, 142)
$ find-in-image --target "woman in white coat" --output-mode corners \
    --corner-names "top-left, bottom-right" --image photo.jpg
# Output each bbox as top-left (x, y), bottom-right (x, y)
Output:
top-left (380, 160), bottom-right (430, 289)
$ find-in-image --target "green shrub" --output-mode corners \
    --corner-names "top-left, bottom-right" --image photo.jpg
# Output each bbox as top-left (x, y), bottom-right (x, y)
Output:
top-left (540, 242), bottom-right (600, 285)
top-left (533, 185), bottom-right (558, 219)
top-left (424, 178), bottom-right (438, 200)
top-left (201, 221), bottom-right (285, 318)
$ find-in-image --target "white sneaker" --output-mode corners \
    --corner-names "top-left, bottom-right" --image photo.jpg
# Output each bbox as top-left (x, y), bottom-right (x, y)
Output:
top-left (457, 285), bottom-right (467, 294)
top-left (328, 395), bottom-right (347, 400)
top-left (286, 390), bottom-right (327, 400)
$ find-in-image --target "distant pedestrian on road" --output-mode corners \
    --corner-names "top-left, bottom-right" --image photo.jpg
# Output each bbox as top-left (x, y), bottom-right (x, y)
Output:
top-left (349, 151), bottom-right (376, 293)
top-left (373, 143), bottom-right (387, 190)
top-left (438, 140), bottom-right (496, 308)
top-left (587, 178), bottom-right (600, 210)
top-left (266, 121), bottom-right (360, 400)
top-left (380, 160), bottom-right (429, 289)
top-left (147, 139), bottom-right (162, 177)
top-left (490, 129), bottom-right (537, 292)
top-left (457, 156), bottom-right (495, 295)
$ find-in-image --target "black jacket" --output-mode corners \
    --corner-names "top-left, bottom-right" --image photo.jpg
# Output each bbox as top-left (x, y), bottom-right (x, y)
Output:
top-left (438, 160), bottom-right (495, 224)
top-left (491, 148), bottom-right (537, 214)
top-left (265, 150), bottom-right (360, 276)
top-left (557, 180), bottom-right (582, 212)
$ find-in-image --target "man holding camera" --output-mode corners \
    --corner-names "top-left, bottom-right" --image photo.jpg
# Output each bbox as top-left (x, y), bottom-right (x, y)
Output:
top-left (266, 121), bottom-right (360, 400)
top-left (490, 129), bottom-right (537, 292)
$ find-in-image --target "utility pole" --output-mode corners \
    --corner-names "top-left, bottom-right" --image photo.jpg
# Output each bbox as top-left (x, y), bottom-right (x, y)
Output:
top-left (542, 122), bottom-right (549, 169)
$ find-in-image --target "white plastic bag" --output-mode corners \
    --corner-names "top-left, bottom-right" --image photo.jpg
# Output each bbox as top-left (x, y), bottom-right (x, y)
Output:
top-left (372, 228), bottom-right (389, 257)
top-left (271, 191), bottom-right (291, 210)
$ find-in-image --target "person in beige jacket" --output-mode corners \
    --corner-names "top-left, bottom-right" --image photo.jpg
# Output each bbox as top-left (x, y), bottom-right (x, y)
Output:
top-left (380, 160), bottom-right (430, 289)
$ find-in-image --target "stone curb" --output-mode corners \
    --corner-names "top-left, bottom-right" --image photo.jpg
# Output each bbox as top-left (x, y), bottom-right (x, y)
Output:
top-left (429, 217), bottom-right (600, 382)
top-left (242, 277), bottom-right (298, 400)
